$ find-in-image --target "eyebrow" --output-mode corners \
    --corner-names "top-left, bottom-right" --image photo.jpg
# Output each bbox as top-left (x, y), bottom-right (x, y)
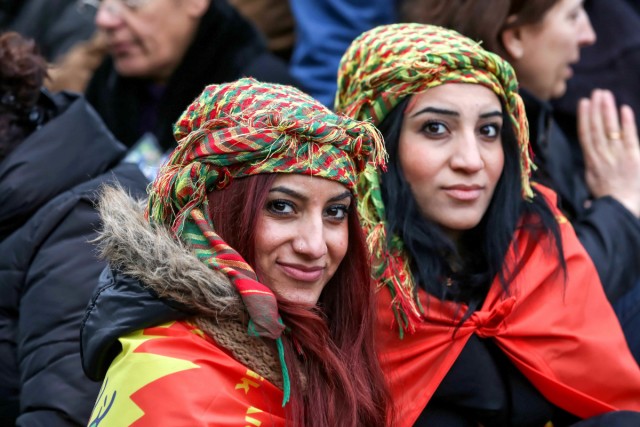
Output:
top-left (410, 106), bottom-right (502, 119)
top-left (269, 186), bottom-right (352, 203)
top-left (328, 191), bottom-right (352, 203)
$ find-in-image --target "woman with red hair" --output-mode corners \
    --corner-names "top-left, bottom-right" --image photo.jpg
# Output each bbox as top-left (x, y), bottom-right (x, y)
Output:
top-left (81, 77), bottom-right (390, 426)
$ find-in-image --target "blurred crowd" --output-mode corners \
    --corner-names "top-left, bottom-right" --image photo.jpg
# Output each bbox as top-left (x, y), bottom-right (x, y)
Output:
top-left (1, 0), bottom-right (640, 426)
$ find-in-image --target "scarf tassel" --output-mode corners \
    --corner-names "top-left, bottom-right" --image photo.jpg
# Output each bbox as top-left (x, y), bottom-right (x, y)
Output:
top-left (276, 336), bottom-right (291, 407)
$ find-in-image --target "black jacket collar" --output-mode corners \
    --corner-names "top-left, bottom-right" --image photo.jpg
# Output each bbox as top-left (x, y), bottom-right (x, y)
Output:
top-left (0, 91), bottom-right (126, 240)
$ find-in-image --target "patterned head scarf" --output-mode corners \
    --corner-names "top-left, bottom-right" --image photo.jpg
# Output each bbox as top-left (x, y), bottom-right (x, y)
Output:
top-left (334, 23), bottom-right (532, 336)
top-left (147, 78), bottom-right (385, 403)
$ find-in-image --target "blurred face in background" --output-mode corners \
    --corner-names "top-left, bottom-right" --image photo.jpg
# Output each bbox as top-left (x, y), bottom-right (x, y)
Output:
top-left (501, 0), bottom-right (596, 100)
top-left (94, 0), bottom-right (208, 82)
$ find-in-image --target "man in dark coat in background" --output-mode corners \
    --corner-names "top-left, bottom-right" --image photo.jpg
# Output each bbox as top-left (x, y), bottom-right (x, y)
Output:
top-left (85, 0), bottom-right (298, 152)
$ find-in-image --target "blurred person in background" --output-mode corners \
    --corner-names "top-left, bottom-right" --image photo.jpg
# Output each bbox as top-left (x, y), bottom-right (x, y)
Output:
top-left (0, 31), bottom-right (147, 426)
top-left (0, 0), bottom-right (96, 62)
top-left (228, 0), bottom-right (295, 61)
top-left (1, 0), bottom-right (105, 94)
top-left (288, 0), bottom-right (398, 107)
top-left (84, 0), bottom-right (297, 153)
top-left (552, 0), bottom-right (640, 145)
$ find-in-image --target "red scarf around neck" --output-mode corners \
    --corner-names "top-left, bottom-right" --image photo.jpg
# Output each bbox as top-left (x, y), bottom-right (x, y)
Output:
top-left (377, 186), bottom-right (640, 426)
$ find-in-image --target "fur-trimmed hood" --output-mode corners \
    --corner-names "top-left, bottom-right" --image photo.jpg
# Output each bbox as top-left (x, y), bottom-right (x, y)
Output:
top-left (95, 185), bottom-right (241, 319)
top-left (82, 186), bottom-right (282, 387)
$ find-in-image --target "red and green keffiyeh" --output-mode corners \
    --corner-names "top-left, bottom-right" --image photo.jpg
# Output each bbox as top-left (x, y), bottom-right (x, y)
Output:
top-left (146, 78), bottom-right (386, 404)
top-left (334, 23), bottom-right (533, 336)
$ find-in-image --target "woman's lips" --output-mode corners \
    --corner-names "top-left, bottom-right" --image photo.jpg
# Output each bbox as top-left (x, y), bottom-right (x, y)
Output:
top-left (443, 185), bottom-right (483, 201)
top-left (278, 263), bottom-right (324, 282)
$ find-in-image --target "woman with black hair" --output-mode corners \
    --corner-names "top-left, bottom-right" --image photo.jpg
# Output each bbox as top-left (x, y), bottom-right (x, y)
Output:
top-left (401, 0), bottom-right (640, 364)
top-left (335, 23), bottom-right (640, 427)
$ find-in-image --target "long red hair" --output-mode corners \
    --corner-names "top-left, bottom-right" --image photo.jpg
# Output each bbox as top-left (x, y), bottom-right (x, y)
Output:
top-left (208, 173), bottom-right (390, 427)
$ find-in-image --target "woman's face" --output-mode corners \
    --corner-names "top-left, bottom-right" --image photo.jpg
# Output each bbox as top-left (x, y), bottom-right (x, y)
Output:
top-left (398, 83), bottom-right (504, 242)
top-left (253, 174), bottom-right (351, 305)
top-left (95, 0), bottom-right (206, 82)
top-left (504, 0), bottom-right (596, 100)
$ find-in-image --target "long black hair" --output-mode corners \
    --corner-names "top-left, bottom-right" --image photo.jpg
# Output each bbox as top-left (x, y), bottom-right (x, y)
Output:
top-left (378, 97), bottom-right (565, 320)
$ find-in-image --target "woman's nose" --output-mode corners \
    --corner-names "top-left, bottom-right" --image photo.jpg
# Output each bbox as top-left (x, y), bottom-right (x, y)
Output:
top-left (450, 133), bottom-right (484, 172)
top-left (293, 217), bottom-right (328, 258)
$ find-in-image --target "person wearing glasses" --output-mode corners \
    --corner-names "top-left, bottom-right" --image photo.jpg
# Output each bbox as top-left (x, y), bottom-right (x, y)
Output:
top-left (83, 0), bottom-right (298, 152)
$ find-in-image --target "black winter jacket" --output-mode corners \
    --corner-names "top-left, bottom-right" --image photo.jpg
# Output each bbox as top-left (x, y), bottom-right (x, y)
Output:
top-left (523, 90), bottom-right (640, 302)
top-left (85, 0), bottom-right (298, 151)
top-left (0, 91), bottom-right (148, 426)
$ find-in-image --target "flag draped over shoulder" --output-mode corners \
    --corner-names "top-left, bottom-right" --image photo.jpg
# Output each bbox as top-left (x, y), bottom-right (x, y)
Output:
top-left (377, 186), bottom-right (640, 426)
top-left (144, 78), bottom-right (386, 404)
top-left (88, 321), bottom-right (286, 427)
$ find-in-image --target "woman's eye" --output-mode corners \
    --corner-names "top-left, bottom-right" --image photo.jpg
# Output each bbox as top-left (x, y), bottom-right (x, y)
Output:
top-left (421, 121), bottom-right (447, 136)
top-left (480, 123), bottom-right (501, 139)
top-left (266, 200), bottom-right (294, 215)
top-left (325, 205), bottom-right (349, 220)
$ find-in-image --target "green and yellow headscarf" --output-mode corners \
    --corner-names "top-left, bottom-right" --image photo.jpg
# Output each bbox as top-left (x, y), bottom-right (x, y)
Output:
top-left (147, 78), bottom-right (386, 403)
top-left (334, 24), bottom-right (532, 335)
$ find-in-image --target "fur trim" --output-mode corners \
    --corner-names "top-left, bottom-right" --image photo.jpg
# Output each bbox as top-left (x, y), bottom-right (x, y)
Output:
top-left (96, 185), bottom-right (241, 319)
top-left (96, 185), bottom-right (283, 385)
